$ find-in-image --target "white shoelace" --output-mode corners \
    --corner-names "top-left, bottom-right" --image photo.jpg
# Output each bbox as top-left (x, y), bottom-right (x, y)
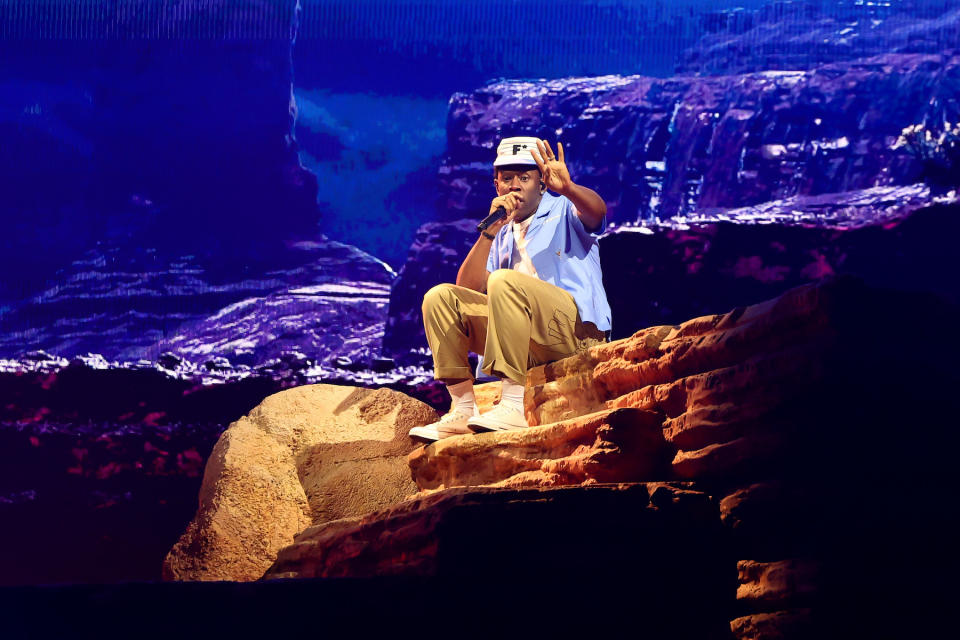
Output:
top-left (440, 410), bottom-right (473, 423)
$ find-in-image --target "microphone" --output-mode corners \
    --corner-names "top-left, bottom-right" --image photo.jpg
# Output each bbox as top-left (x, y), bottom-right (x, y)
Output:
top-left (477, 206), bottom-right (507, 232)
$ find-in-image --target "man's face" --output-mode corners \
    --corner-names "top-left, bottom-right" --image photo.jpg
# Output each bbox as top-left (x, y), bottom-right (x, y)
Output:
top-left (494, 167), bottom-right (542, 218)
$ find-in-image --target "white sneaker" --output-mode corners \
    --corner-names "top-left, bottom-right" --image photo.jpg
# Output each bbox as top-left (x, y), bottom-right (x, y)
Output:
top-left (409, 408), bottom-right (479, 442)
top-left (467, 403), bottom-right (529, 433)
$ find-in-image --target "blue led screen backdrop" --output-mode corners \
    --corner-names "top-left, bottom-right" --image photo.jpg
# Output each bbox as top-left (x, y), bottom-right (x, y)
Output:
top-left (0, 0), bottom-right (958, 586)
top-left (2, 0), bottom-right (958, 367)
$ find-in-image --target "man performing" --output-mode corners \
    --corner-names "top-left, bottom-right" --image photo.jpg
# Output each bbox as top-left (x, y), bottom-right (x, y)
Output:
top-left (409, 136), bottom-right (611, 441)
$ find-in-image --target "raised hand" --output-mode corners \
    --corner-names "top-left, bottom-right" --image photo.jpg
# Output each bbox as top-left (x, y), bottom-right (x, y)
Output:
top-left (531, 139), bottom-right (573, 195)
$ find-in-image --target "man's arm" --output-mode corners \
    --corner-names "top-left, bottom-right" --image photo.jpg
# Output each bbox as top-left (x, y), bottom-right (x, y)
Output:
top-left (532, 139), bottom-right (607, 232)
top-left (456, 234), bottom-right (493, 292)
top-left (560, 182), bottom-right (606, 233)
top-left (456, 191), bottom-right (522, 293)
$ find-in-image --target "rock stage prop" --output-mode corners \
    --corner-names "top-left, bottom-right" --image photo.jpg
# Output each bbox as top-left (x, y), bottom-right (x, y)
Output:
top-left (162, 384), bottom-right (437, 581)
top-left (169, 276), bottom-right (959, 637)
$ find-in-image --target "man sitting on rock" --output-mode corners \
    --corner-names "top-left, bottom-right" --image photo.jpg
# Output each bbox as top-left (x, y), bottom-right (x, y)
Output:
top-left (409, 136), bottom-right (611, 441)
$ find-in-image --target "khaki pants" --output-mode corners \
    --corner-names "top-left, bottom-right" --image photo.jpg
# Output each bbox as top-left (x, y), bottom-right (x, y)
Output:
top-left (422, 269), bottom-right (605, 384)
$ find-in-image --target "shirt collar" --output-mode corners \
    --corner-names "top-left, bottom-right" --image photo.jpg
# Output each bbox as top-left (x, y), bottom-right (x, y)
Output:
top-left (534, 193), bottom-right (554, 218)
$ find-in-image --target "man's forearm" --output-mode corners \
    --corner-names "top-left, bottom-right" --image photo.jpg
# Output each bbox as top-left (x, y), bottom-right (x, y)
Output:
top-left (560, 182), bottom-right (607, 232)
top-left (456, 235), bottom-right (492, 292)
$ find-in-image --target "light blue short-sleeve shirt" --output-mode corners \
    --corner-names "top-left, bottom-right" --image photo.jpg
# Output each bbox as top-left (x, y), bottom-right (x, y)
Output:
top-left (485, 193), bottom-right (612, 332)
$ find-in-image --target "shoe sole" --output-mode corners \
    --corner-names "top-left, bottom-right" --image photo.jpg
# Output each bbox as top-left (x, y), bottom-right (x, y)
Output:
top-left (408, 427), bottom-right (440, 442)
top-left (437, 429), bottom-right (473, 437)
top-left (409, 426), bottom-right (474, 442)
top-left (467, 422), bottom-right (527, 433)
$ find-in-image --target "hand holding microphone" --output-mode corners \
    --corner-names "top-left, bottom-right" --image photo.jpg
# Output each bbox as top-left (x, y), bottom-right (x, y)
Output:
top-left (477, 206), bottom-right (507, 232)
top-left (477, 192), bottom-right (522, 234)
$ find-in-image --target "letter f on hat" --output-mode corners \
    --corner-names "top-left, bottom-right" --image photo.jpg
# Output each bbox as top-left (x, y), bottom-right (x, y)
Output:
top-left (495, 136), bottom-right (540, 167)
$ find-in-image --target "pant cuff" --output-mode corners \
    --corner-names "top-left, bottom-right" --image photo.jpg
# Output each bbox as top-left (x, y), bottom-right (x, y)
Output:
top-left (434, 366), bottom-right (474, 381)
top-left (480, 359), bottom-right (526, 385)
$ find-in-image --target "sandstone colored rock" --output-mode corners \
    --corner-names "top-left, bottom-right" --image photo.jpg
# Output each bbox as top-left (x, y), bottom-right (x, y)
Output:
top-left (472, 381), bottom-right (500, 413)
top-left (265, 483), bottom-right (725, 584)
top-left (162, 384), bottom-right (436, 581)
top-left (265, 483), bottom-right (732, 635)
top-left (407, 407), bottom-right (669, 491)
top-left (409, 280), bottom-right (855, 492)
top-left (524, 280), bottom-right (843, 482)
top-left (402, 280), bottom-right (843, 495)
top-left (737, 559), bottom-right (820, 607)
top-left (261, 278), bottom-right (957, 637)
top-left (529, 281), bottom-right (838, 426)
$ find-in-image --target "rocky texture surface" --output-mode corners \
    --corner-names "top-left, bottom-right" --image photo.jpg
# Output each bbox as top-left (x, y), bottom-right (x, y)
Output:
top-left (265, 482), bottom-right (732, 635)
top-left (162, 384), bottom-right (435, 581)
top-left (736, 559), bottom-right (820, 609)
top-left (408, 408), bottom-right (669, 490)
top-left (0, 239), bottom-right (395, 366)
top-left (411, 278), bottom-right (848, 490)
top-left (441, 52), bottom-right (957, 224)
top-left (269, 277), bottom-right (959, 635)
top-left (266, 483), bottom-right (718, 578)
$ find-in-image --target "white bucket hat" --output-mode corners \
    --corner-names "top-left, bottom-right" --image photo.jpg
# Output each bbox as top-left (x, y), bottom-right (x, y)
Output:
top-left (493, 136), bottom-right (540, 167)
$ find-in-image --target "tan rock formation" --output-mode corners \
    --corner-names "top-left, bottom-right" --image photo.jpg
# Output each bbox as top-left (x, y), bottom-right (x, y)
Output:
top-left (183, 277), bottom-right (952, 637)
top-left (162, 384), bottom-right (437, 581)
top-left (264, 482), bottom-right (723, 582)
top-left (410, 280), bottom-right (838, 489)
top-left (737, 559), bottom-right (820, 607)
top-left (530, 282), bottom-right (837, 482)
top-left (407, 407), bottom-right (668, 490)
top-left (472, 380), bottom-right (500, 412)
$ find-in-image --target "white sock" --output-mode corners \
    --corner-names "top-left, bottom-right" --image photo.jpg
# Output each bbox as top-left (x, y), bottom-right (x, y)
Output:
top-left (499, 378), bottom-right (525, 413)
top-left (447, 379), bottom-right (476, 416)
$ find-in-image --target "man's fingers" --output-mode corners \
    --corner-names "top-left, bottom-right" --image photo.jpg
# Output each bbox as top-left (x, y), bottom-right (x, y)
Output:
top-left (540, 139), bottom-right (555, 160)
top-left (532, 152), bottom-right (545, 172)
top-left (492, 194), bottom-right (514, 215)
top-left (558, 141), bottom-right (565, 164)
top-left (500, 193), bottom-right (519, 212)
top-left (531, 144), bottom-right (545, 172)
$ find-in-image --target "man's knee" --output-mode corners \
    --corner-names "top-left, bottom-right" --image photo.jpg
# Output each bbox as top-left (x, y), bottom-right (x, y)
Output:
top-left (486, 269), bottom-right (521, 298)
top-left (422, 283), bottom-right (457, 315)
